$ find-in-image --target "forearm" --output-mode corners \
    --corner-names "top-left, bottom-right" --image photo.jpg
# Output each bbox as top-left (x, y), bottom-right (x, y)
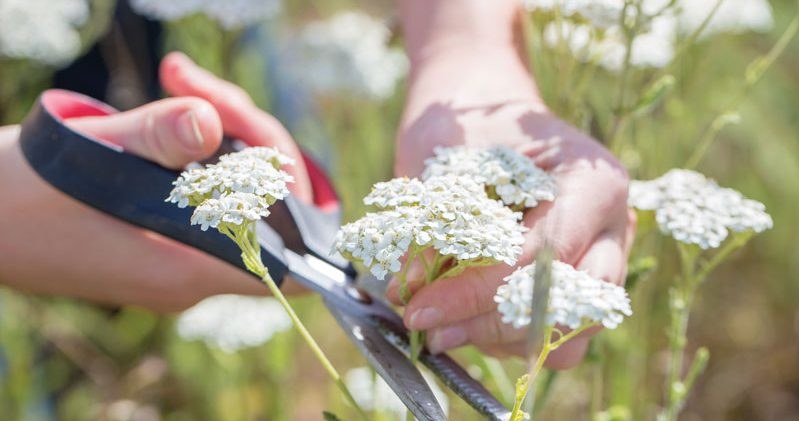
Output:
top-left (399, 0), bottom-right (540, 106)
top-left (0, 125), bottom-right (272, 311)
top-left (399, 0), bottom-right (523, 69)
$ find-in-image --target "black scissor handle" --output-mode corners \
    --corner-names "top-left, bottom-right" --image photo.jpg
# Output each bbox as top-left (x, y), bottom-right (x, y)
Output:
top-left (18, 89), bottom-right (289, 285)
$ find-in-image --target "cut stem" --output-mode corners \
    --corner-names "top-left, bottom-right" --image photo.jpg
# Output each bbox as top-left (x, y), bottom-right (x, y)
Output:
top-left (240, 234), bottom-right (367, 421)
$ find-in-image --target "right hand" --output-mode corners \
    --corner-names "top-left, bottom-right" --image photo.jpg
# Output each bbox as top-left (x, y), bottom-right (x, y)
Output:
top-left (0, 52), bottom-right (310, 312)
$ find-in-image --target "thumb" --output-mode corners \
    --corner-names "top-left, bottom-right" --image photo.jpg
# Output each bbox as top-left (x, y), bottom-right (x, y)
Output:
top-left (65, 97), bottom-right (223, 169)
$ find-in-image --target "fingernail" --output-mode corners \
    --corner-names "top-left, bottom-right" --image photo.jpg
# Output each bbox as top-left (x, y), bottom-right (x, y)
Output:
top-left (409, 307), bottom-right (444, 330)
top-left (176, 110), bottom-right (204, 152)
top-left (429, 327), bottom-right (467, 354)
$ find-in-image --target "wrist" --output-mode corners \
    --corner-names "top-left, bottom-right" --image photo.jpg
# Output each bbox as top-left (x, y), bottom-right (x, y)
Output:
top-left (400, 0), bottom-right (525, 70)
top-left (402, 48), bottom-right (546, 125)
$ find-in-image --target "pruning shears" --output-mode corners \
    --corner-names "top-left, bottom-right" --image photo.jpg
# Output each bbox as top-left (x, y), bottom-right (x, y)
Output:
top-left (19, 89), bottom-right (512, 421)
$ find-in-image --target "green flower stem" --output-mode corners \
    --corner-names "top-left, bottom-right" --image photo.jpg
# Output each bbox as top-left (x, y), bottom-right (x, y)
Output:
top-left (514, 323), bottom-right (597, 419)
top-left (397, 248), bottom-right (420, 304)
top-left (548, 323), bottom-right (597, 350)
top-left (663, 287), bottom-right (692, 421)
top-left (683, 347), bottom-right (710, 394)
top-left (608, 0), bottom-right (640, 152)
top-left (408, 252), bottom-right (442, 368)
top-left (662, 236), bottom-right (747, 421)
top-left (509, 374), bottom-right (531, 421)
top-left (531, 324), bottom-right (595, 384)
top-left (695, 233), bottom-right (751, 282)
top-left (664, 0), bottom-right (724, 76)
top-left (409, 330), bottom-right (425, 362)
top-left (406, 252), bottom-right (446, 421)
top-left (685, 7), bottom-right (799, 169)
top-left (662, 244), bottom-right (698, 420)
top-left (429, 254), bottom-right (447, 281)
top-left (235, 229), bottom-right (368, 421)
top-left (530, 327), bottom-right (555, 382)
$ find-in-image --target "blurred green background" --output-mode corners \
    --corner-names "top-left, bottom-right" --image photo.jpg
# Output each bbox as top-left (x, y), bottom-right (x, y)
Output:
top-left (1, 0), bottom-right (797, 420)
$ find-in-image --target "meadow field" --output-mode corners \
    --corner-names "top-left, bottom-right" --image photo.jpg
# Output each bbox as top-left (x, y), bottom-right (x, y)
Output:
top-left (1, 1), bottom-right (798, 420)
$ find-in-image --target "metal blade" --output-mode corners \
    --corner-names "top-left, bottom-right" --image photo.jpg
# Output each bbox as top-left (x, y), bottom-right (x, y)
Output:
top-left (352, 274), bottom-right (511, 420)
top-left (525, 244), bottom-right (555, 415)
top-left (419, 351), bottom-right (512, 421)
top-left (324, 299), bottom-right (447, 421)
top-left (528, 245), bottom-right (554, 356)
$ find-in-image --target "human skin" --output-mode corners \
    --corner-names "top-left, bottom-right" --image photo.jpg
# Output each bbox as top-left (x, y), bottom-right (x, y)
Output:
top-left (0, 52), bottom-right (310, 312)
top-left (388, 0), bottom-right (636, 367)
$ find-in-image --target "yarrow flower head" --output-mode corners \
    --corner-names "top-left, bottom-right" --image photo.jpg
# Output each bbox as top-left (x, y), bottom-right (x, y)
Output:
top-left (629, 169), bottom-right (773, 249)
top-left (335, 175), bottom-right (527, 280)
top-left (130, 0), bottom-right (282, 29)
top-left (176, 294), bottom-right (291, 352)
top-left (0, 0), bottom-right (89, 66)
top-left (167, 146), bottom-right (293, 209)
top-left (495, 260), bottom-right (633, 329)
top-left (290, 11), bottom-right (409, 100)
top-left (167, 146), bottom-right (293, 232)
top-left (422, 146), bottom-right (557, 209)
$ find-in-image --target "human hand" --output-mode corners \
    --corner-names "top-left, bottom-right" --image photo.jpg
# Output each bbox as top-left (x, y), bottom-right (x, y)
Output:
top-left (0, 52), bottom-right (310, 312)
top-left (387, 45), bottom-right (635, 367)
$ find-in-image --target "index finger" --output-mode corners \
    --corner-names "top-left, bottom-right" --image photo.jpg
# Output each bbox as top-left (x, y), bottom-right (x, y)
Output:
top-left (159, 52), bottom-right (312, 203)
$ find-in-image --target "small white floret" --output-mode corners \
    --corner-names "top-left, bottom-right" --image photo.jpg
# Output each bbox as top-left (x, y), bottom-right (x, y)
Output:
top-left (190, 192), bottom-right (271, 231)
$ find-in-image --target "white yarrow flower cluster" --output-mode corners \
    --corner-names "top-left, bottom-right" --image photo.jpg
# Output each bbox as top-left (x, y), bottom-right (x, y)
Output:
top-left (335, 176), bottom-right (527, 279)
top-left (529, 0), bottom-right (773, 72)
top-left (495, 261), bottom-right (632, 329)
top-left (176, 295), bottom-right (291, 352)
top-left (629, 169), bottom-right (773, 249)
top-left (167, 146), bottom-right (293, 231)
top-left (539, 7), bottom-right (676, 72)
top-left (130, 0), bottom-right (282, 29)
top-left (422, 146), bottom-right (557, 209)
top-left (0, 0), bottom-right (89, 66)
top-left (168, 146), bottom-right (293, 208)
top-left (291, 11), bottom-right (408, 100)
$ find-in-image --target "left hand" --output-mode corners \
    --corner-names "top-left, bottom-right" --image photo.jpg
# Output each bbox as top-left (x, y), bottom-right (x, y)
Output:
top-left (386, 45), bottom-right (636, 367)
